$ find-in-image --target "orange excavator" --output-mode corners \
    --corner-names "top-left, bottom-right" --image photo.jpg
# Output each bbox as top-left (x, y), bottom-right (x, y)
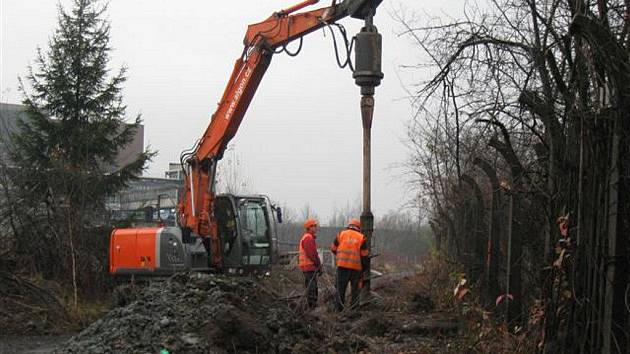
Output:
top-left (109, 0), bottom-right (383, 276)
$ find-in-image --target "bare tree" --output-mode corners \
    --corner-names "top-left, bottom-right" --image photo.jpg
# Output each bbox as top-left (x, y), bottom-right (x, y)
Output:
top-left (397, 0), bottom-right (630, 351)
top-left (216, 144), bottom-right (253, 195)
top-left (299, 203), bottom-right (319, 221)
top-left (328, 197), bottom-right (362, 226)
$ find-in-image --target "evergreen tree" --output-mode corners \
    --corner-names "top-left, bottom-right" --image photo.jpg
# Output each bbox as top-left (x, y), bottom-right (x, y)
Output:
top-left (11, 0), bottom-right (153, 305)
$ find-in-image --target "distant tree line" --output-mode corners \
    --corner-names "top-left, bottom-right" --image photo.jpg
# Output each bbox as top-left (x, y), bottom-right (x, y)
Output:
top-left (276, 206), bottom-right (432, 267)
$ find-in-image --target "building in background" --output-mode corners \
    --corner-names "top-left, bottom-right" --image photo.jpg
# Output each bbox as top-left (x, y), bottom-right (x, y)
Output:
top-left (0, 103), bottom-right (27, 162)
top-left (165, 163), bottom-right (184, 180)
top-left (0, 103), bottom-right (184, 219)
top-left (0, 103), bottom-right (144, 174)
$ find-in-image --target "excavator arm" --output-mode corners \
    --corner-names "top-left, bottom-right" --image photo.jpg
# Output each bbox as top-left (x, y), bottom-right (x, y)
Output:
top-left (178, 0), bottom-right (382, 267)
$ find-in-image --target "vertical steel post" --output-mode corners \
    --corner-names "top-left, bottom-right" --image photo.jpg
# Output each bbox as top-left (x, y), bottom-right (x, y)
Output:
top-left (353, 5), bottom-right (382, 301)
top-left (360, 95), bottom-right (374, 294)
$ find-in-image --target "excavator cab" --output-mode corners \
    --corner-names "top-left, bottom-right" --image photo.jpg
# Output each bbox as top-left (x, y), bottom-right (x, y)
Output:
top-left (215, 194), bottom-right (277, 274)
top-left (109, 194), bottom-right (279, 276)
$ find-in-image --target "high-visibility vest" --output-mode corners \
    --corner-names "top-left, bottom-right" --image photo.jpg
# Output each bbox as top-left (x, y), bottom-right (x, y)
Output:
top-left (333, 229), bottom-right (367, 270)
top-left (299, 233), bottom-right (317, 271)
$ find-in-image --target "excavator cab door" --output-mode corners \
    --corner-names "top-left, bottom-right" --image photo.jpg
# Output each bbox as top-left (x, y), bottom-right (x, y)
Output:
top-left (235, 197), bottom-right (273, 272)
top-left (215, 195), bottom-right (273, 273)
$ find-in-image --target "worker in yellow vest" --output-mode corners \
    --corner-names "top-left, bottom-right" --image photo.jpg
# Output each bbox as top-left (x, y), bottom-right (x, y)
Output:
top-left (331, 219), bottom-right (369, 311)
top-left (299, 218), bottom-right (322, 309)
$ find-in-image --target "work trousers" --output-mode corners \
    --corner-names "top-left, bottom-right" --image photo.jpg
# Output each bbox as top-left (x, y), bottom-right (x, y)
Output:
top-left (303, 271), bottom-right (318, 308)
top-left (336, 267), bottom-right (361, 311)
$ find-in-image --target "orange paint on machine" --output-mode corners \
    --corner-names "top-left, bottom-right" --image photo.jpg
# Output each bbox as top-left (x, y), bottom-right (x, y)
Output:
top-left (109, 228), bottom-right (158, 274)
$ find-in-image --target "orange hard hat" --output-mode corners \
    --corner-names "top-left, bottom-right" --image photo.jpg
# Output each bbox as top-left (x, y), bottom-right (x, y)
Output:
top-left (348, 219), bottom-right (361, 228)
top-left (304, 218), bottom-right (318, 229)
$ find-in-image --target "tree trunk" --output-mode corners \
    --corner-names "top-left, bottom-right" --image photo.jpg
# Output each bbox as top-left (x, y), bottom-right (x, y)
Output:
top-left (487, 127), bottom-right (524, 326)
top-left (461, 174), bottom-right (487, 287)
top-left (602, 109), bottom-right (630, 354)
top-left (473, 158), bottom-right (502, 308)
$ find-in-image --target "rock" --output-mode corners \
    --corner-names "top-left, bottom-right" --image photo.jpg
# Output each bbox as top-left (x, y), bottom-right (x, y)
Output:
top-left (180, 333), bottom-right (199, 345)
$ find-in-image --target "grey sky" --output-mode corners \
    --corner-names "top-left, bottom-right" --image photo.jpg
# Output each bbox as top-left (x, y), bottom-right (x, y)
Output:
top-left (1, 0), bottom-right (463, 223)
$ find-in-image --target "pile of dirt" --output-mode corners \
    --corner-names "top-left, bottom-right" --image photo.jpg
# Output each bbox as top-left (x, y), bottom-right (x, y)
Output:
top-left (50, 267), bottom-right (468, 354)
top-left (54, 272), bottom-right (335, 354)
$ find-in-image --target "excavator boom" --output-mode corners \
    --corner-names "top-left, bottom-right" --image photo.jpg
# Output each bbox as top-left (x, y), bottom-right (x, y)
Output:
top-left (177, 0), bottom-right (381, 269)
top-left (110, 0), bottom-right (382, 275)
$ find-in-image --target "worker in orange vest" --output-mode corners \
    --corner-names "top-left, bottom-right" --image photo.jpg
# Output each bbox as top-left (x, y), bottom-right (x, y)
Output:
top-left (331, 218), bottom-right (369, 311)
top-left (299, 218), bottom-right (322, 309)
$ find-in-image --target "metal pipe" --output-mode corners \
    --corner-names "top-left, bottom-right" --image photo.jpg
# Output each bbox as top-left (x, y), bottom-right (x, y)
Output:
top-left (360, 95), bottom-right (374, 295)
top-left (361, 95), bottom-right (374, 212)
top-left (189, 162), bottom-right (196, 217)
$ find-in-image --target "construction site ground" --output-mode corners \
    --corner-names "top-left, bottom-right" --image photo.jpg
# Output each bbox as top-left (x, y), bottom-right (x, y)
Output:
top-left (0, 263), bottom-right (472, 354)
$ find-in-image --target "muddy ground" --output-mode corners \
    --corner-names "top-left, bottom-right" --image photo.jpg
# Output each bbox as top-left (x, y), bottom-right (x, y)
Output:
top-left (1, 266), bottom-right (468, 354)
top-left (0, 335), bottom-right (75, 354)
